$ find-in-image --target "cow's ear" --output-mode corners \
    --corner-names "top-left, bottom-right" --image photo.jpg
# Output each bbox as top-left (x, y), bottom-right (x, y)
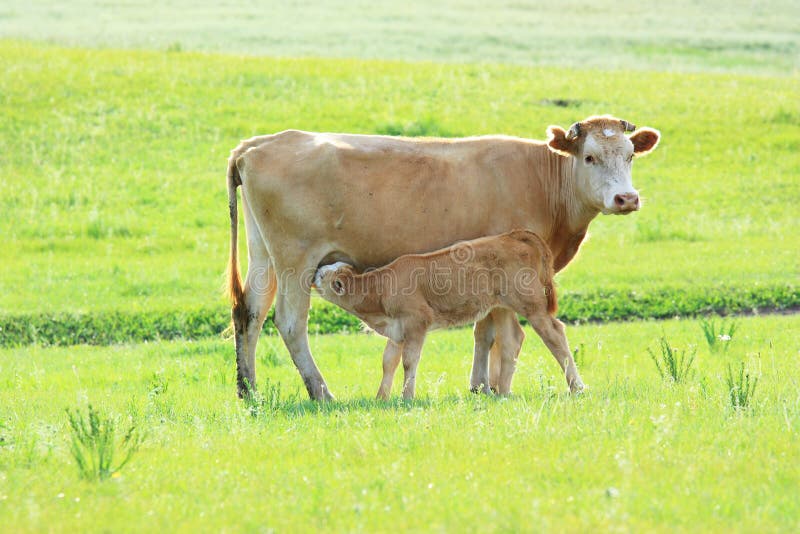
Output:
top-left (547, 126), bottom-right (576, 157)
top-left (630, 127), bottom-right (660, 156)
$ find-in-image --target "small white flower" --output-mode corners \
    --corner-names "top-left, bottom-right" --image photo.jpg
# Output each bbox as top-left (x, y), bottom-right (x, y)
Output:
top-left (719, 334), bottom-right (732, 342)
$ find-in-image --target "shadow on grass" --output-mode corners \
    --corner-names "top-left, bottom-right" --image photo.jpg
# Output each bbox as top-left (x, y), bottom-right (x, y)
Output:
top-left (262, 388), bottom-right (584, 418)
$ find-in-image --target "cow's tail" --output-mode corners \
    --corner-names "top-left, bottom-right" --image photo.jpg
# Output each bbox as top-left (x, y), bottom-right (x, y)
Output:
top-left (539, 242), bottom-right (558, 316)
top-left (226, 154), bottom-right (245, 318)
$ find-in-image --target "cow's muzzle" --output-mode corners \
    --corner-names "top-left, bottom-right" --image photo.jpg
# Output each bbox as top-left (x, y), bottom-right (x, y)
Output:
top-left (613, 192), bottom-right (640, 213)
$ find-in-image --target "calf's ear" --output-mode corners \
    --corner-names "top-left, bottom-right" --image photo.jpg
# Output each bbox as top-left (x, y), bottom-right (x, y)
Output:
top-left (547, 126), bottom-right (577, 157)
top-left (630, 127), bottom-right (660, 156)
top-left (333, 278), bottom-right (346, 296)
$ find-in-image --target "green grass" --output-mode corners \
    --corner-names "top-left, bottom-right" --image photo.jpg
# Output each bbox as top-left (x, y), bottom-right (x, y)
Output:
top-left (2, 1), bottom-right (798, 75)
top-left (2, 4), bottom-right (798, 530)
top-left (1, 315), bottom-right (798, 531)
top-left (0, 40), bottom-right (798, 336)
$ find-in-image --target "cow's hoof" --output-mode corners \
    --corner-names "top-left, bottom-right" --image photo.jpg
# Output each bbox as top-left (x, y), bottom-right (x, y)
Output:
top-left (570, 382), bottom-right (586, 395)
top-left (469, 383), bottom-right (492, 395)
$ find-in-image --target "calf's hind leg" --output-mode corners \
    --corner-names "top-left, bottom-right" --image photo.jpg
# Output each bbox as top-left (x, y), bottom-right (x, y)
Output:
top-left (400, 334), bottom-right (427, 400)
top-left (526, 313), bottom-right (584, 393)
top-left (493, 309), bottom-right (525, 395)
top-left (470, 316), bottom-right (495, 394)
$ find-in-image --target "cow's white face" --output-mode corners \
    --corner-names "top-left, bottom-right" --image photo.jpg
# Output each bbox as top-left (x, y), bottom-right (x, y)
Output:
top-left (547, 116), bottom-right (660, 216)
top-left (578, 132), bottom-right (639, 215)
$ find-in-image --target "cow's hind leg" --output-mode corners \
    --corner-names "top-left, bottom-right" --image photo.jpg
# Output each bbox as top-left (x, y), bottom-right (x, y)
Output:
top-left (273, 267), bottom-right (333, 401)
top-left (377, 340), bottom-right (403, 400)
top-left (234, 259), bottom-right (277, 397)
top-left (233, 200), bottom-right (277, 398)
top-left (526, 313), bottom-right (584, 393)
top-left (470, 316), bottom-right (495, 394)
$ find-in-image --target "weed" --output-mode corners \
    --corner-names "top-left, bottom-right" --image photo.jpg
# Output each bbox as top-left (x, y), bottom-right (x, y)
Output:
top-left (242, 378), bottom-right (296, 418)
top-left (65, 404), bottom-right (143, 481)
top-left (648, 337), bottom-right (696, 384)
top-left (147, 372), bottom-right (169, 398)
top-left (258, 347), bottom-right (282, 368)
top-left (572, 343), bottom-right (585, 369)
top-left (726, 361), bottom-right (758, 411)
top-left (699, 317), bottom-right (738, 352)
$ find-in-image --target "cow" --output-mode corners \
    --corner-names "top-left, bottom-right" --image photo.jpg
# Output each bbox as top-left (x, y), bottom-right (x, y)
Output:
top-left (313, 229), bottom-right (580, 399)
top-left (226, 115), bottom-right (660, 400)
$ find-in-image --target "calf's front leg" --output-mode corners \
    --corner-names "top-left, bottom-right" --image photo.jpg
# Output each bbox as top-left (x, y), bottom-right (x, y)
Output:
top-left (377, 340), bottom-right (403, 400)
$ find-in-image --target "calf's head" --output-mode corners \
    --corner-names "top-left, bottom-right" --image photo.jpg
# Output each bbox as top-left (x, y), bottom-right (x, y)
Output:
top-left (313, 262), bottom-right (356, 302)
top-left (547, 115), bottom-right (660, 215)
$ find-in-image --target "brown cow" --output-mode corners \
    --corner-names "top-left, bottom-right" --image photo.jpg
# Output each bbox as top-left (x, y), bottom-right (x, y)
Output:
top-left (313, 229), bottom-right (581, 399)
top-left (226, 115), bottom-right (660, 400)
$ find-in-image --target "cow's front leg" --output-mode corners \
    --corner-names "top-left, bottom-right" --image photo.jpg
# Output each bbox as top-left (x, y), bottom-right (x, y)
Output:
top-left (273, 270), bottom-right (334, 401)
top-left (526, 314), bottom-right (584, 394)
top-left (377, 340), bottom-right (403, 400)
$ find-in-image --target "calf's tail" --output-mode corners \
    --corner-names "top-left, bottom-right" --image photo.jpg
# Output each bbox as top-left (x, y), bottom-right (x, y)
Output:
top-left (539, 246), bottom-right (557, 316)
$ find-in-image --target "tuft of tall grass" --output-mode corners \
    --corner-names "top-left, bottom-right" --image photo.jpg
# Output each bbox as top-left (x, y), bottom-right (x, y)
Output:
top-left (648, 337), bottom-right (696, 384)
top-left (241, 378), bottom-right (297, 418)
top-left (572, 343), bottom-right (585, 369)
top-left (699, 317), bottom-right (738, 352)
top-left (65, 404), bottom-right (143, 481)
top-left (726, 361), bottom-right (758, 411)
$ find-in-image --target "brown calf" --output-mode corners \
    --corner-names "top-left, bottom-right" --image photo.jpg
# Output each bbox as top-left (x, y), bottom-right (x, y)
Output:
top-left (314, 229), bottom-right (584, 399)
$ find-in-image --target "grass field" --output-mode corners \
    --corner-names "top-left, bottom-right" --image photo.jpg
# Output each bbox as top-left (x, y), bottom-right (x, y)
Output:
top-left (1, 2), bottom-right (799, 530)
top-left (0, 40), bottom-right (797, 336)
top-left (2, 0), bottom-right (798, 75)
top-left (1, 315), bottom-right (798, 531)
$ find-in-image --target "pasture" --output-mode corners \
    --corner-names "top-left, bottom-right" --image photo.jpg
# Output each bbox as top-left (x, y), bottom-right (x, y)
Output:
top-left (2, 316), bottom-right (799, 531)
top-left (2, 0), bottom-right (798, 74)
top-left (0, 0), bottom-right (799, 530)
top-left (0, 41), bottom-right (797, 331)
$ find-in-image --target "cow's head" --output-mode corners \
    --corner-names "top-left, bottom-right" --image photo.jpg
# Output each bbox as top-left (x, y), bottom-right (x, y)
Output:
top-left (547, 116), bottom-right (660, 215)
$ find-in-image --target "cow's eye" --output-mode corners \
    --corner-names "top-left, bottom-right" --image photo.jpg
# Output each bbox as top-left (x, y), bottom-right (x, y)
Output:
top-left (584, 155), bottom-right (594, 164)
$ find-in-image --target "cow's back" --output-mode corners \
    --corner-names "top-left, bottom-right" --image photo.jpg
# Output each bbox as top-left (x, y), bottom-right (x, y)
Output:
top-left (235, 131), bottom-right (553, 269)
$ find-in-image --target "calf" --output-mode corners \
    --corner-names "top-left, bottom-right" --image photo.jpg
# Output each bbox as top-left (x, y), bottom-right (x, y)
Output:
top-left (313, 229), bottom-right (584, 399)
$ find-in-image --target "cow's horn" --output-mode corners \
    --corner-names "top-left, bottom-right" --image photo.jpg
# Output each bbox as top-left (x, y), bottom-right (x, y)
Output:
top-left (621, 120), bottom-right (637, 132)
top-left (566, 122), bottom-right (581, 141)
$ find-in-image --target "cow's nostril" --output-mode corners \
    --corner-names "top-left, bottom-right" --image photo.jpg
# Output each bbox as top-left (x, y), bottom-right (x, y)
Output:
top-left (614, 194), bottom-right (625, 207)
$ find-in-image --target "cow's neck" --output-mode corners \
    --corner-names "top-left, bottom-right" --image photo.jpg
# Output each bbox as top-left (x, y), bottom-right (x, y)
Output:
top-left (533, 146), bottom-right (599, 272)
